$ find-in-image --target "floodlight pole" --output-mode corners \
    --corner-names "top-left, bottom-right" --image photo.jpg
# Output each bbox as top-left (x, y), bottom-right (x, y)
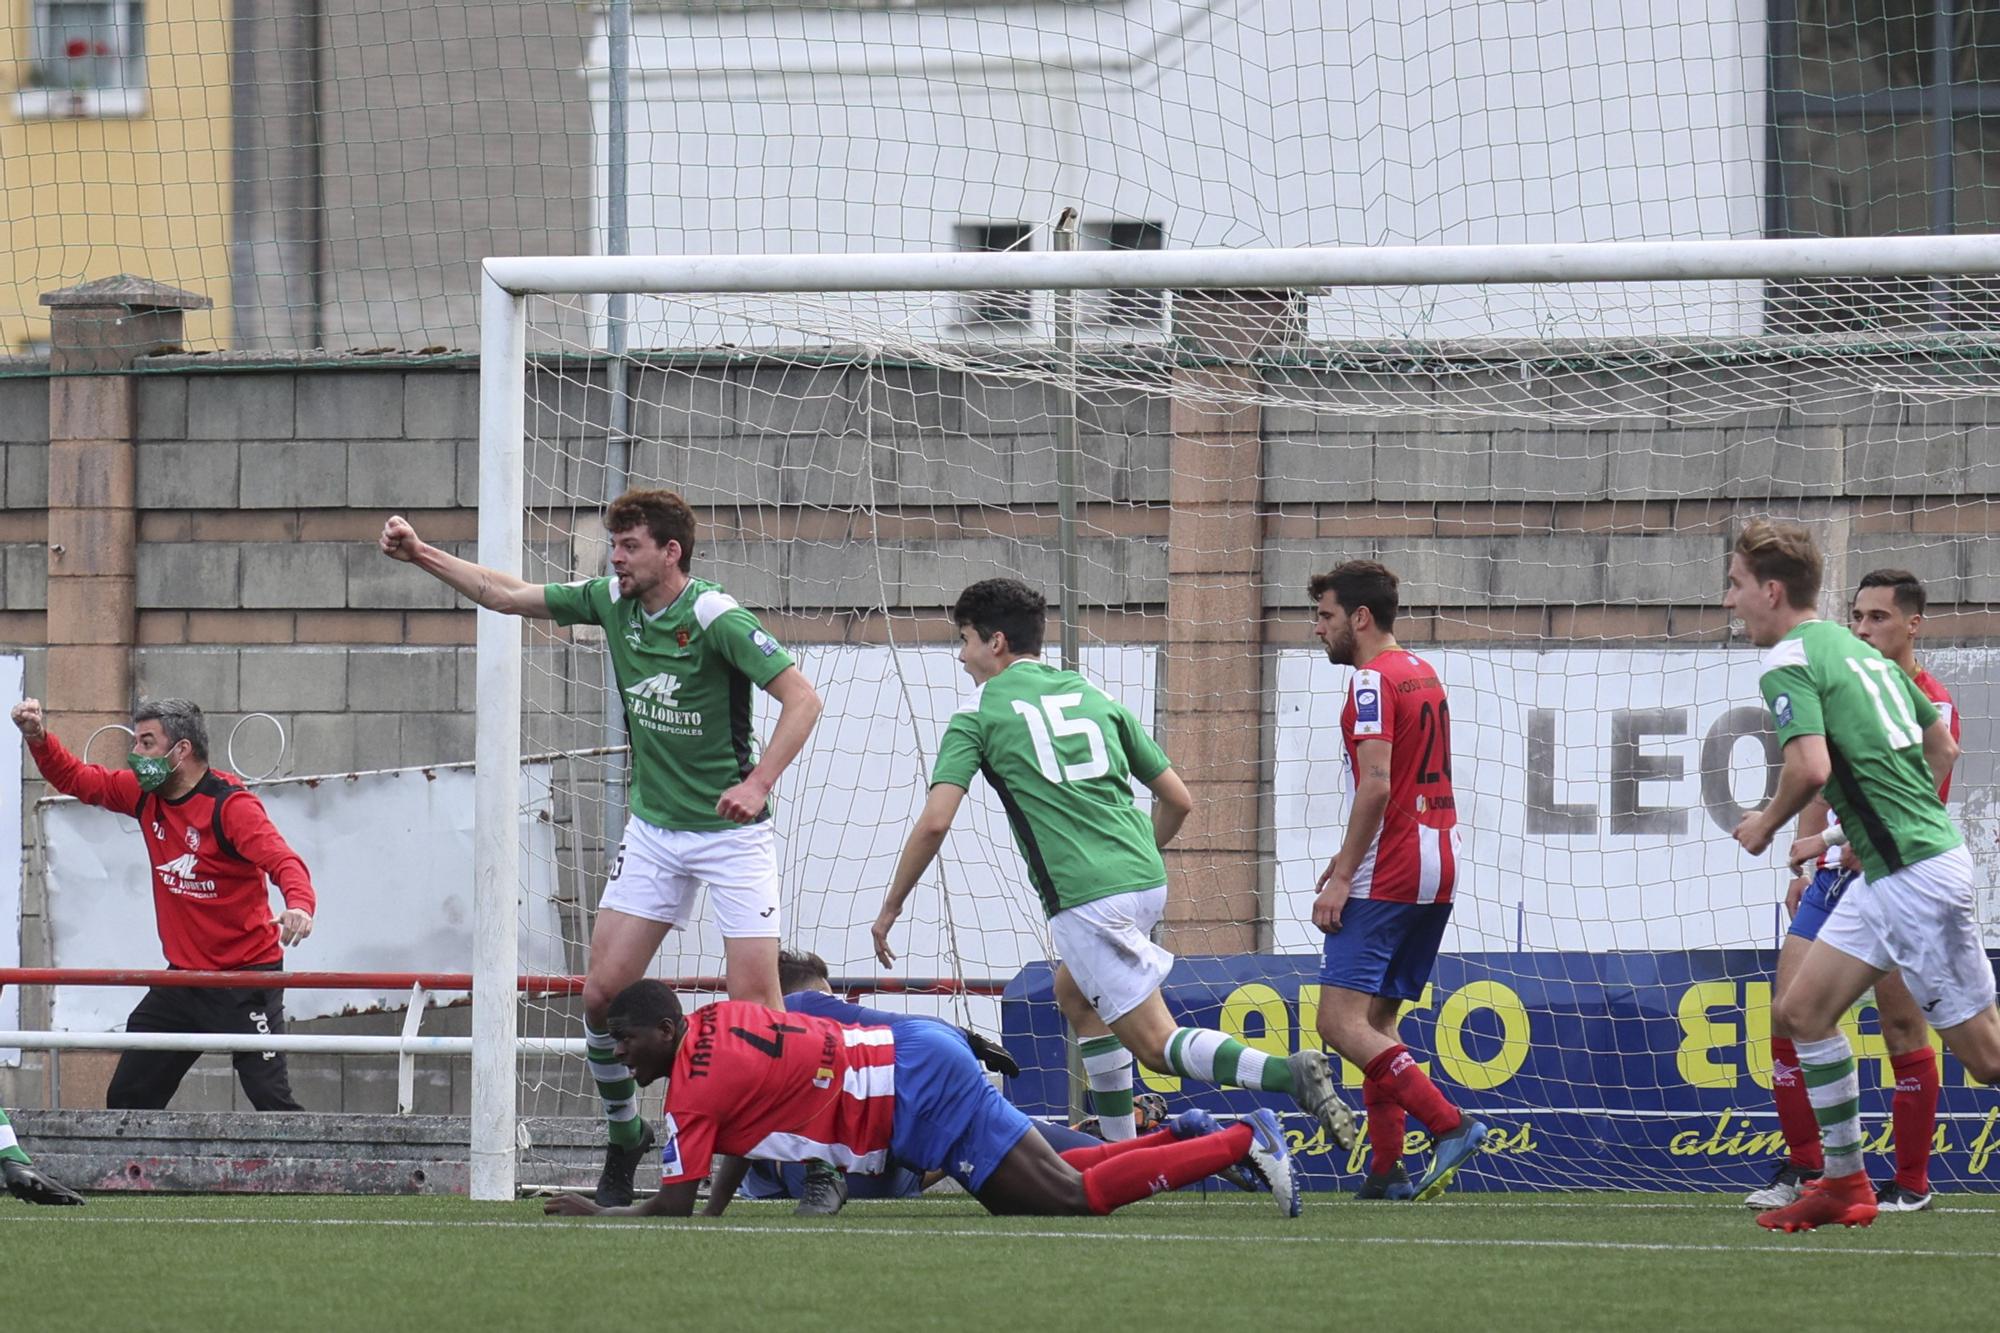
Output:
top-left (1053, 209), bottom-right (1081, 675)
top-left (600, 0), bottom-right (634, 876)
top-left (1051, 209), bottom-right (1088, 1126)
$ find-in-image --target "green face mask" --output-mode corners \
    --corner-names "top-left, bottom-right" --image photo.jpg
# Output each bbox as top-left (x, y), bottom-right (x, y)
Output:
top-left (126, 749), bottom-right (177, 792)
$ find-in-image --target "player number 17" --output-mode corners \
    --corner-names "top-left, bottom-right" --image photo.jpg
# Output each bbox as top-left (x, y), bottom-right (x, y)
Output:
top-left (1012, 694), bottom-right (1110, 784)
top-left (1845, 657), bottom-right (1923, 750)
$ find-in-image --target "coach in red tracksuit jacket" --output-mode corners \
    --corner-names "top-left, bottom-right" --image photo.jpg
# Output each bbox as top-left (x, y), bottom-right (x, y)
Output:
top-left (11, 696), bottom-right (318, 1111)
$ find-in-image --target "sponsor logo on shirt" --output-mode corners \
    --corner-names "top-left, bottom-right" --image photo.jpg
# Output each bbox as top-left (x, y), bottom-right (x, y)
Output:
top-left (1352, 670), bottom-right (1384, 736)
top-left (1773, 693), bottom-right (1793, 728)
top-left (659, 1113), bottom-right (684, 1178)
top-left (156, 852), bottom-right (218, 898)
top-left (625, 672), bottom-right (704, 734)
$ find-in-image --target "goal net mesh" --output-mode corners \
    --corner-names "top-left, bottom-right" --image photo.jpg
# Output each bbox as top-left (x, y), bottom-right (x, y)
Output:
top-left (503, 266), bottom-right (2000, 1193)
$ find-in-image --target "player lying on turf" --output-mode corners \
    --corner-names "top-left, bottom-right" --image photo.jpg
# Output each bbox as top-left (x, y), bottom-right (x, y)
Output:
top-left (1, 1107), bottom-right (84, 1206)
top-left (759, 945), bottom-right (1020, 1215)
top-left (871, 578), bottom-right (1357, 1152)
top-left (753, 949), bottom-right (1253, 1213)
top-left (543, 980), bottom-right (1302, 1220)
top-left (1752, 568), bottom-right (1958, 1215)
top-left (1725, 520), bottom-right (2000, 1233)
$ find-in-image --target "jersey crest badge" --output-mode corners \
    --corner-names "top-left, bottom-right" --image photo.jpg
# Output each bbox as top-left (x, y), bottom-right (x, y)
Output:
top-left (1774, 693), bottom-right (1793, 728)
top-left (184, 828), bottom-right (201, 852)
top-left (752, 630), bottom-right (779, 658)
top-left (658, 1113), bottom-right (683, 1178)
top-left (676, 629), bottom-right (690, 648)
top-left (813, 1064), bottom-right (835, 1090)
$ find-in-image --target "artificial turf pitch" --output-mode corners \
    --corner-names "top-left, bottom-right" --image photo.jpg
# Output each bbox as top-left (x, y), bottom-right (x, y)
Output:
top-left (4, 1190), bottom-right (1997, 1331)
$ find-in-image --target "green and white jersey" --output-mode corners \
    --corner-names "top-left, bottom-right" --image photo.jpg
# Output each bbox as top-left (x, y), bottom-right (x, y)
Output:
top-left (1760, 619), bottom-right (1959, 880)
top-left (543, 575), bottom-right (796, 833)
top-left (931, 660), bottom-right (1172, 918)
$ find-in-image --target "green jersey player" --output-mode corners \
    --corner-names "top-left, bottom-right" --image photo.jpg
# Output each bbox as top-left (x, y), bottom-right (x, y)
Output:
top-left (380, 490), bottom-right (822, 1204)
top-left (1724, 519), bottom-right (2000, 1233)
top-left (872, 578), bottom-right (1356, 1148)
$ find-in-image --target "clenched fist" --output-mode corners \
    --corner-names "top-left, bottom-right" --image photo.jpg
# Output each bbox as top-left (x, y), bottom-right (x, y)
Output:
top-left (379, 515), bottom-right (424, 562)
top-left (10, 698), bottom-right (45, 744)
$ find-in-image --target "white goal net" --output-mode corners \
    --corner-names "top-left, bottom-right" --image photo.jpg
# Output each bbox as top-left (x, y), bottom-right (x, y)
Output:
top-left (476, 240), bottom-right (2000, 1199)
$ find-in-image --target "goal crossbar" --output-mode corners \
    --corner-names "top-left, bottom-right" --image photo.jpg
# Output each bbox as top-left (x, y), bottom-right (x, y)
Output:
top-left (485, 235), bottom-right (2000, 298)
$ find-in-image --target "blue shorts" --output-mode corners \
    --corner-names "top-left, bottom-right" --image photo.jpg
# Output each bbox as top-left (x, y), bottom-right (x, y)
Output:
top-left (1788, 867), bottom-right (1860, 943)
top-left (1319, 898), bottom-right (1453, 1001)
top-left (887, 1019), bottom-right (1033, 1192)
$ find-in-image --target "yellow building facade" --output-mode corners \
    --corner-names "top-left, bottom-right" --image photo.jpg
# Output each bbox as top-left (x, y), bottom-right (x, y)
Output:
top-left (0, 4), bottom-right (232, 351)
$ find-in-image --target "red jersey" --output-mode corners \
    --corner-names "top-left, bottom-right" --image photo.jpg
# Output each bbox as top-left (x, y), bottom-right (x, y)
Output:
top-left (1340, 648), bottom-right (1460, 904)
top-left (28, 734), bottom-right (317, 970)
top-left (1820, 666), bottom-right (1957, 871)
top-left (658, 1001), bottom-right (898, 1186)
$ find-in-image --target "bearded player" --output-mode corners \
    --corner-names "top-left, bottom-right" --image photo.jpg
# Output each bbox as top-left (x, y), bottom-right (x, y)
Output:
top-left (382, 491), bottom-right (823, 1205)
top-left (1725, 520), bottom-right (2000, 1232)
top-left (1751, 569), bottom-right (1959, 1214)
top-left (1308, 561), bottom-right (1487, 1202)
top-left (543, 980), bottom-right (1302, 1220)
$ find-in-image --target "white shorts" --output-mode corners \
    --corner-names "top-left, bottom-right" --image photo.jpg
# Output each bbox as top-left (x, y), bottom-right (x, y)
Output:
top-left (1049, 886), bottom-right (1174, 1025)
top-left (1817, 845), bottom-right (1997, 1031)
top-left (599, 818), bottom-right (781, 939)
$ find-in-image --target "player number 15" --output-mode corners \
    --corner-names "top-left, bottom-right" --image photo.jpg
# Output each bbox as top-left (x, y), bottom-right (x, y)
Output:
top-left (1012, 694), bottom-right (1110, 784)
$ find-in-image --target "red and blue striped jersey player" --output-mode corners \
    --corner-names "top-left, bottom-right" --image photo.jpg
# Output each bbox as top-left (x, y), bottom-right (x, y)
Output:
top-left (1307, 560), bottom-right (1486, 1202)
top-left (1752, 569), bottom-right (1961, 1215)
top-left (543, 980), bottom-right (1302, 1221)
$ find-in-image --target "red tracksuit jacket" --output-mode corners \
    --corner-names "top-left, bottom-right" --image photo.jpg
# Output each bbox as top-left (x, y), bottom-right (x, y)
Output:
top-left (30, 734), bottom-right (317, 970)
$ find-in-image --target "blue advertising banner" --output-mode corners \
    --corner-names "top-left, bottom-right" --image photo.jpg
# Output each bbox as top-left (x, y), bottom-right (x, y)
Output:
top-left (1001, 953), bottom-right (2000, 1193)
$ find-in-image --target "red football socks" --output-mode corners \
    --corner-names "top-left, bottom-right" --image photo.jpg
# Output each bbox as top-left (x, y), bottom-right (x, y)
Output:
top-left (1058, 1126), bottom-right (1180, 1172)
top-left (1363, 1044), bottom-right (1463, 1137)
top-left (1079, 1123), bottom-right (1253, 1215)
top-left (1364, 1075), bottom-right (1407, 1175)
top-left (1890, 1047), bottom-right (1940, 1194)
top-left (1771, 1037), bottom-right (1825, 1171)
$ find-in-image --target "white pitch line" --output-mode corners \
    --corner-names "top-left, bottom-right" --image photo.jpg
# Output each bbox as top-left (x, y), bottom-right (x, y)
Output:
top-left (1103, 1194), bottom-right (2000, 1217)
top-left (1, 1214), bottom-right (1995, 1261)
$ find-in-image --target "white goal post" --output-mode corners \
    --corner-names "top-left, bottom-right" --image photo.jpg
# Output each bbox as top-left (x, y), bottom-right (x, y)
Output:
top-left (472, 234), bottom-right (2000, 1201)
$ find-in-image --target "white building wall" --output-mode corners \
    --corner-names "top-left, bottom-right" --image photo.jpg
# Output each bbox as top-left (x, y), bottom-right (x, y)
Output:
top-left (586, 0), bottom-right (1769, 345)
